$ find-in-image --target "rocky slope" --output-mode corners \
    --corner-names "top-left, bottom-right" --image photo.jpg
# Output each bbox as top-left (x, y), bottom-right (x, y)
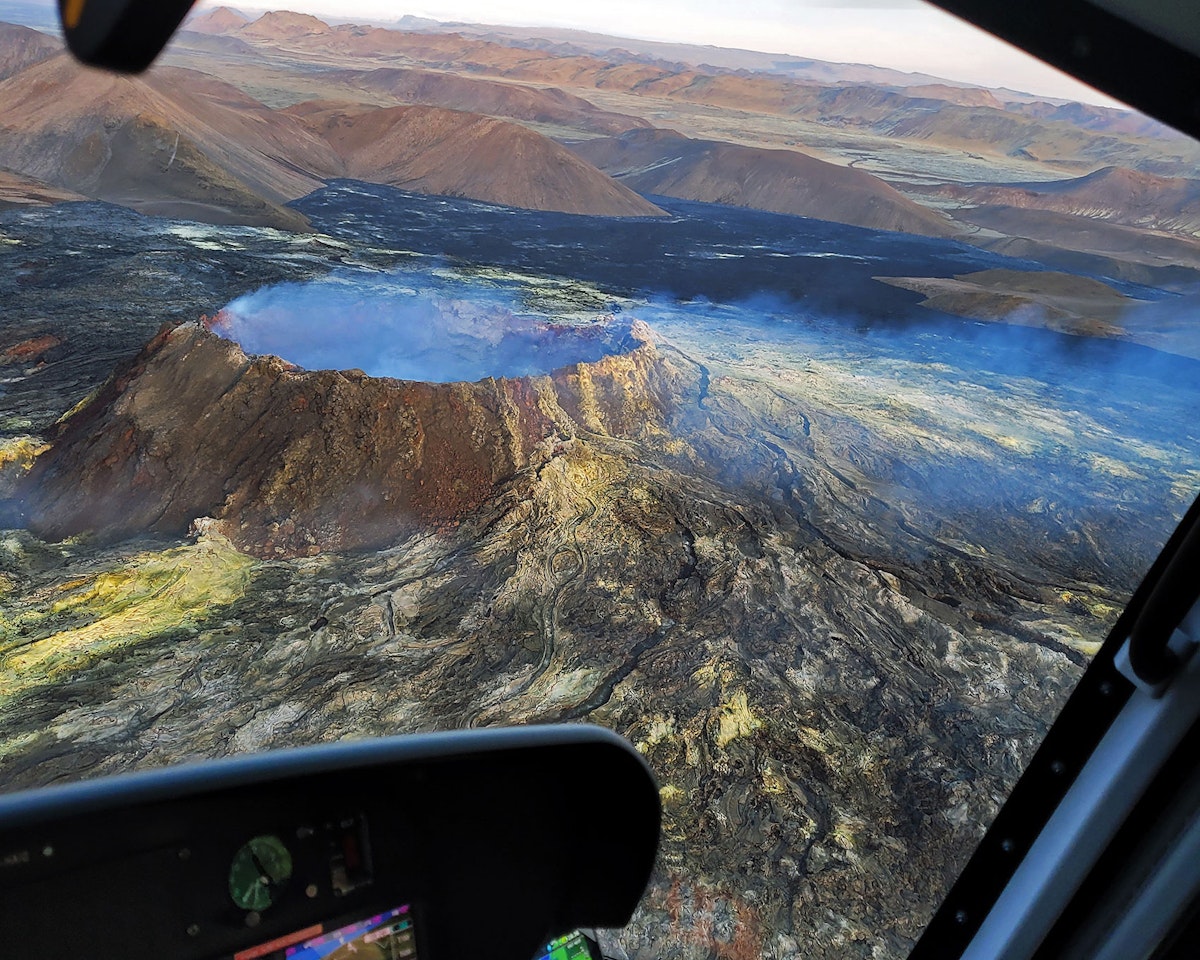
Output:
top-left (3, 290), bottom-right (1184, 958)
top-left (0, 44), bottom-right (662, 223)
top-left (0, 21), bottom-right (58, 80)
top-left (3, 201), bottom-right (1196, 959)
top-left (926, 165), bottom-right (1200, 237)
top-left (21, 320), bottom-right (697, 555)
top-left (0, 168), bottom-right (85, 209)
top-left (571, 128), bottom-right (956, 236)
top-left (0, 54), bottom-right (331, 228)
top-left (286, 100), bottom-right (666, 217)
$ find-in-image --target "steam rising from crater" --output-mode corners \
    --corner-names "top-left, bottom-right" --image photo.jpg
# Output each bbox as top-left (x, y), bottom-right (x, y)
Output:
top-left (213, 268), bottom-right (631, 382)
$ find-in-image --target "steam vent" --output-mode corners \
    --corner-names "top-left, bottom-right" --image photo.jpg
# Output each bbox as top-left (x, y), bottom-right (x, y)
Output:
top-left (21, 319), bottom-right (698, 556)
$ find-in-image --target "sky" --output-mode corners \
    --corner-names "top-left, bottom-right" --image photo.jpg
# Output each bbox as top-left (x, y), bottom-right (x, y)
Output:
top-left (209, 0), bottom-right (1125, 106)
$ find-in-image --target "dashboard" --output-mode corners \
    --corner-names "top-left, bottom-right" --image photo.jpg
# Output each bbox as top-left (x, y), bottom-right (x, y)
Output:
top-left (0, 726), bottom-right (659, 960)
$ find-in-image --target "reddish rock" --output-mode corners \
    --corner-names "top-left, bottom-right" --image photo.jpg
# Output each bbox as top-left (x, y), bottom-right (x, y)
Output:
top-left (2, 334), bottom-right (62, 362)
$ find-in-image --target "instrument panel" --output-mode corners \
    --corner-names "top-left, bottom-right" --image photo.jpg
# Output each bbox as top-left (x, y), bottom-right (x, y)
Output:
top-left (0, 726), bottom-right (659, 960)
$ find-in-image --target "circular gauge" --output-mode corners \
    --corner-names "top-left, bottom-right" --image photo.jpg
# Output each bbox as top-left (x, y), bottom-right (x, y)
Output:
top-left (228, 834), bottom-right (293, 912)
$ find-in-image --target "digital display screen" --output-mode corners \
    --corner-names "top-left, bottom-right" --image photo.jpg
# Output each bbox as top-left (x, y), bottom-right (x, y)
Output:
top-left (236, 905), bottom-right (416, 960)
top-left (287, 905), bottom-right (416, 960)
top-left (536, 931), bottom-right (596, 960)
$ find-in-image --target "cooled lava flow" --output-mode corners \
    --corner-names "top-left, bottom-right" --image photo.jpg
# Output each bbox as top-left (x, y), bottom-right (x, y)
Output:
top-left (20, 318), bottom-right (699, 556)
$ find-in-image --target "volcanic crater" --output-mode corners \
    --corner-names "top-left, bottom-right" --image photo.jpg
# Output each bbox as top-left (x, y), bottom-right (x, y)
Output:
top-left (20, 312), bottom-right (700, 557)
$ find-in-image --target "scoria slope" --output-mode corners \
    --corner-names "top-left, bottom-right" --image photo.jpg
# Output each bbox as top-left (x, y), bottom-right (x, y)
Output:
top-left (0, 21), bottom-right (59, 80)
top-left (572, 128), bottom-right (956, 236)
top-left (287, 101), bottom-right (666, 217)
top-left (0, 54), bottom-right (331, 228)
top-left (929, 165), bottom-right (1200, 237)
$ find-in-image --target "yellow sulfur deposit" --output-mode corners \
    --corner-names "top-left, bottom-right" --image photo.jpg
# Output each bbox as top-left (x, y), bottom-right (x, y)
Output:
top-left (0, 436), bottom-right (50, 498)
top-left (716, 688), bottom-right (763, 748)
top-left (0, 535), bottom-right (253, 698)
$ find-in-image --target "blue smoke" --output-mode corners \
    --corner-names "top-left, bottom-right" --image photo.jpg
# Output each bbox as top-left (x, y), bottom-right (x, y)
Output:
top-left (216, 268), bottom-right (628, 383)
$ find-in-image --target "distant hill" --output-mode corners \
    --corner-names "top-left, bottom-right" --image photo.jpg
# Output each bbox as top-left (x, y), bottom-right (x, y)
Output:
top-left (185, 6), bottom-right (249, 35)
top-left (315, 12), bottom-right (1013, 91)
top-left (287, 100), bottom-right (666, 218)
top-left (0, 47), bottom-right (664, 223)
top-left (1004, 99), bottom-right (1181, 140)
top-left (330, 65), bottom-right (650, 135)
top-left (200, 10), bottom-right (1197, 173)
top-left (0, 20), bottom-right (57, 80)
top-left (878, 267), bottom-right (1200, 360)
top-left (927, 166), bottom-right (1200, 237)
top-left (0, 54), bottom-right (325, 228)
top-left (171, 30), bottom-right (259, 58)
top-left (960, 207), bottom-right (1200, 290)
top-left (240, 11), bottom-right (331, 41)
top-left (901, 84), bottom-right (1004, 110)
top-left (572, 128), bottom-right (955, 236)
top-left (877, 268), bottom-right (1132, 341)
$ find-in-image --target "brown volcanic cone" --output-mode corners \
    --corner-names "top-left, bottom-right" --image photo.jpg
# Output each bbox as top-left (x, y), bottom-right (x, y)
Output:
top-left (240, 11), bottom-right (333, 41)
top-left (22, 322), bottom-right (698, 556)
top-left (287, 100), bottom-right (666, 217)
top-left (185, 6), bottom-right (250, 35)
top-left (572, 128), bottom-right (956, 236)
top-left (0, 55), bottom-right (335, 228)
top-left (0, 54), bottom-right (661, 221)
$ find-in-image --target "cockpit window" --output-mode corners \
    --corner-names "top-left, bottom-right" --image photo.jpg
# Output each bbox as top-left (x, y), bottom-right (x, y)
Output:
top-left (1, 1), bottom-right (1197, 957)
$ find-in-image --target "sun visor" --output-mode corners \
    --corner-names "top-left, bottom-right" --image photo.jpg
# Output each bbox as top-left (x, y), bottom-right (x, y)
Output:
top-left (58, 0), bottom-right (196, 73)
top-left (1088, 0), bottom-right (1200, 60)
top-left (928, 0), bottom-right (1200, 139)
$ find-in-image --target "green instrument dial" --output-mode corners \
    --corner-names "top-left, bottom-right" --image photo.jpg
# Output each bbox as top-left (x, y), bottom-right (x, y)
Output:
top-left (228, 834), bottom-right (293, 912)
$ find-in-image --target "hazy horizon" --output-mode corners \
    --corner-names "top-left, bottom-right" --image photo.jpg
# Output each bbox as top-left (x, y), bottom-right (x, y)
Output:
top-left (198, 0), bottom-right (1127, 107)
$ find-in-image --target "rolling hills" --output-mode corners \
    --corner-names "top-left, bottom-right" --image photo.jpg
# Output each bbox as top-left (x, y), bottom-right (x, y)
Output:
top-left (186, 9), bottom-right (1200, 175)
top-left (926, 165), bottom-right (1200, 236)
top-left (329, 65), bottom-right (651, 135)
top-left (0, 49), bottom-right (668, 222)
top-left (572, 128), bottom-right (956, 236)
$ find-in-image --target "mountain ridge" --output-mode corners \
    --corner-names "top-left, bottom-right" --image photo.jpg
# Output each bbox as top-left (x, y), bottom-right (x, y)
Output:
top-left (189, 8), bottom-right (1192, 169)
top-left (0, 48), bottom-right (668, 223)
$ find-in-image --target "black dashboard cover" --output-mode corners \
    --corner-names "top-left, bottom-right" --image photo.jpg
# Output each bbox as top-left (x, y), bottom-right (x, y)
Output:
top-left (0, 725), bottom-right (661, 960)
